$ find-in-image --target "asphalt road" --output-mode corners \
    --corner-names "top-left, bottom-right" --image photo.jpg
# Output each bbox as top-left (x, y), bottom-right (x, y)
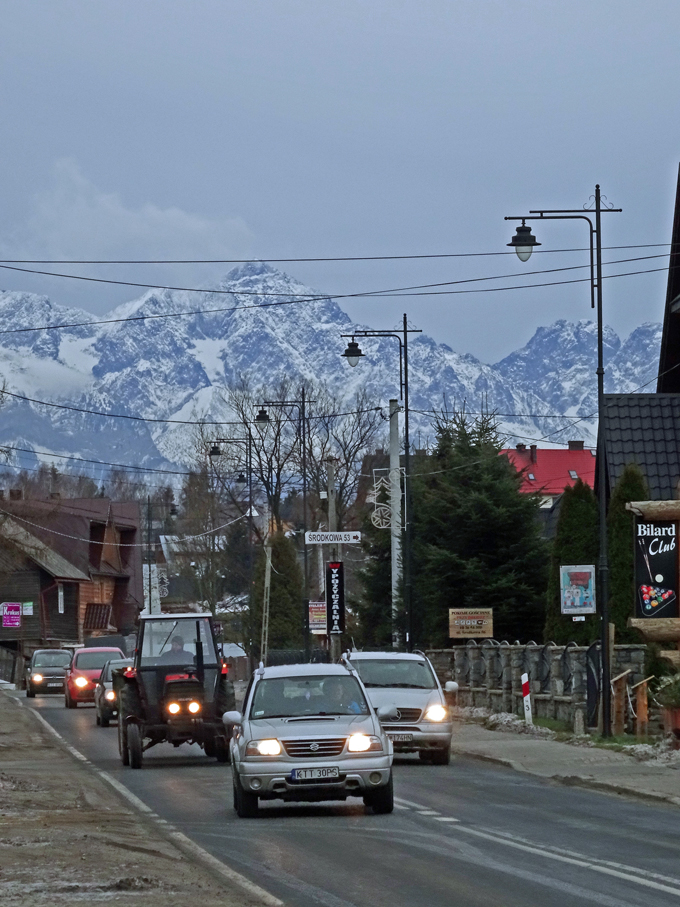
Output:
top-left (20, 692), bottom-right (680, 907)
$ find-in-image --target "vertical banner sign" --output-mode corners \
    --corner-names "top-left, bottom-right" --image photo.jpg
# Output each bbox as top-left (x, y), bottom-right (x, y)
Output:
top-left (1, 603), bottom-right (22, 628)
top-left (559, 565), bottom-right (596, 615)
top-left (521, 672), bottom-right (533, 725)
top-left (326, 562), bottom-right (345, 635)
top-left (635, 519), bottom-right (679, 619)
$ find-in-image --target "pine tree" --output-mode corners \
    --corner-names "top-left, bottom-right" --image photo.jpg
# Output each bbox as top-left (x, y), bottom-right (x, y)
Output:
top-left (247, 532), bottom-right (304, 656)
top-left (607, 463), bottom-right (649, 641)
top-left (410, 412), bottom-right (548, 646)
top-left (544, 479), bottom-right (599, 644)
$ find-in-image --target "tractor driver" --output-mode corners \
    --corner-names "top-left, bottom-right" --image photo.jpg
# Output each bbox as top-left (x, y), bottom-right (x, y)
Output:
top-left (159, 635), bottom-right (194, 664)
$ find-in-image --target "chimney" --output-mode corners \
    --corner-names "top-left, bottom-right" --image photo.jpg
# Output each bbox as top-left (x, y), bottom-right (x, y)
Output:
top-left (530, 444), bottom-right (537, 463)
top-left (515, 443), bottom-right (526, 452)
top-left (568, 440), bottom-right (584, 451)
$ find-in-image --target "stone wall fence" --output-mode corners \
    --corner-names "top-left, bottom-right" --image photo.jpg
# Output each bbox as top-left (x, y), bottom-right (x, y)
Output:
top-left (425, 641), bottom-right (647, 732)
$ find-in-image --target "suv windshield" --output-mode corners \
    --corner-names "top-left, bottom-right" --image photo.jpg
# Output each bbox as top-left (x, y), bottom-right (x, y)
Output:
top-left (32, 651), bottom-right (71, 668)
top-left (250, 675), bottom-right (369, 719)
top-left (352, 659), bottom-right (437, 690)
top-left (74, 651), bottom-right (123, 671)
top-left (139, 618), bottom-right (218, 667)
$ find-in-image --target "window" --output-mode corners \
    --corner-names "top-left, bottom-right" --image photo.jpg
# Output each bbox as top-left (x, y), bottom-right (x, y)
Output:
top-left (569, 470), bottom-right (578, 480)
top-left (352, 659), bottom-right (437, 690)
top-left (250, 675), bottom-right (368, 719)
top-left (528, 473), bottom-right (535, 481)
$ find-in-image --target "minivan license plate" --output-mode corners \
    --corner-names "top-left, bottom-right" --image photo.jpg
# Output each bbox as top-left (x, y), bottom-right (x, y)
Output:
top-left (291, 767), bottom-right (339, 781)
top-left (389, 733), bottom-right (413, 742)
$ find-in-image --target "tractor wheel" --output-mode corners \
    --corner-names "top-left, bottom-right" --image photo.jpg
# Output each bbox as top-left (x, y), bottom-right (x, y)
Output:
top-left (214, 735), bottom-right (229, 763)
top-left (204, 734), bottom-right (216, 757)
top-left (128, 723), bottom-right (143, 769)
top-left (216, 679), bottom-right (236, 716)
top-left (118, 715), bottom-right (129, 765)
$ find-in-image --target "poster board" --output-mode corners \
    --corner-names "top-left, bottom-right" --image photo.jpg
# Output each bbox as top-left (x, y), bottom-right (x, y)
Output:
top-left (449, 608), bottom-right (493, 638)
top-left (560, 564), bottom-right (596, 615)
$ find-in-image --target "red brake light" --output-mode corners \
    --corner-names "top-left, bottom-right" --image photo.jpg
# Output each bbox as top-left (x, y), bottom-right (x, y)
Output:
top-left (221, 662), bottom-right (229, 675)
top-left (123, 667), bottom-right (136, 679)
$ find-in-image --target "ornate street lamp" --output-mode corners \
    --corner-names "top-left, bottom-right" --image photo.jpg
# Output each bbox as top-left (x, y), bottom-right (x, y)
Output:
top-left (505, 185), bottom-right (621, 737)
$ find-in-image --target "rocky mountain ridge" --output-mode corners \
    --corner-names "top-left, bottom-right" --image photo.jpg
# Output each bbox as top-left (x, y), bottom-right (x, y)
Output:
top-left (0, 262), bottom-right (663, 480)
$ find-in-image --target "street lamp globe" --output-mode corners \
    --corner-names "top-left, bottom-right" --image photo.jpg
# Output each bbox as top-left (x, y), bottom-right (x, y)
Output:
top-left (235, 472), bottom-right (247, 491)
top-left (508, 221), bottom-right (541, 262)
top-left (342, 339), bottom-right (364, 368)
top-left (209, 444), bottom-right (221, 459)
top-left (255, 408), bottom-right (270, 424)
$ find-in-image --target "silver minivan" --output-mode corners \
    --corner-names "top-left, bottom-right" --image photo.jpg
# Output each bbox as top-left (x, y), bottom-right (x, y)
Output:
top-left (346, 651), bottom-right (457, 764)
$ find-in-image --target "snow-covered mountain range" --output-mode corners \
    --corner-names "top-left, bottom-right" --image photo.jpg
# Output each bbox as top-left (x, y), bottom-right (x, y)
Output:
top-left (0, 262), bottom-right (663, 479)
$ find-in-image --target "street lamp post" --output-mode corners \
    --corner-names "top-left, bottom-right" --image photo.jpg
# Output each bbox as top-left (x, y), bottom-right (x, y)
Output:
top-left (258, 390), bottom-right (311, 662)
top-left (341, 314), bottom-right (422, 650)
top-left (505, 185), bottom-right (622, 737)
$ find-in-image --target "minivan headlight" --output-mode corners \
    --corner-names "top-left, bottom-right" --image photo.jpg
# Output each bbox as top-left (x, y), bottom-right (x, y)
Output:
top-left (348, 734), bottom-right (383, 753)
top-left (424, 705), bottom-right (447, 722)
top-left (246, 739), bottom-right (282, 756)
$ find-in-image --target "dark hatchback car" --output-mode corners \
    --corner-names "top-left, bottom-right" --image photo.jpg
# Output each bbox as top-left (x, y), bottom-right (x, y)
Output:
top-left (94, 658), bottom-right (132, 726)
top-left (26, 649), bottom-right (72, 697)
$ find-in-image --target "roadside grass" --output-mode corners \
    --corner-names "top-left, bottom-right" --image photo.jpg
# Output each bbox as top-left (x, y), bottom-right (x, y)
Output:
top-left (532, 716), bottom-right (572, 734)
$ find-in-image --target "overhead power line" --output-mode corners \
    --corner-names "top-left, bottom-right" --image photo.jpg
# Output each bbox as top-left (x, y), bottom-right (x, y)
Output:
top-left (0, 257), bottom-right (670, 337)
top-left (0, 242), bottom-right (672, 264)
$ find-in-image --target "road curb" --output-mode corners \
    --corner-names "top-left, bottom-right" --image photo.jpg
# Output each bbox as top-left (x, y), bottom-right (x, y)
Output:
top-left (452, 743), bottom-right (680, 809)
top-left (11, 695), bottom-right (283, 907)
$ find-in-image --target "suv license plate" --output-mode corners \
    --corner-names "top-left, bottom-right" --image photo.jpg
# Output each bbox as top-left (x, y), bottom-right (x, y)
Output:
top-left (389, 733), bottom-right (413, 743)
top-left (291, 767), bottom-right (340, 781)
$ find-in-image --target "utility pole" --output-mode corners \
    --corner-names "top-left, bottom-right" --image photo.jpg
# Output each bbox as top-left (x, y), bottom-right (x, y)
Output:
top-left (327, 458), bottom-right (341, 662)
top-left (389, 399), bottom-right (401, 648)
top-left (261, 543), bottom-right (272, 667)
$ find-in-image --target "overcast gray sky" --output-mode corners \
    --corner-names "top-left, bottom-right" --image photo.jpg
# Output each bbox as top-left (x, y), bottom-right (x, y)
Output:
top-left (1, 1), bottom-right (678, 362)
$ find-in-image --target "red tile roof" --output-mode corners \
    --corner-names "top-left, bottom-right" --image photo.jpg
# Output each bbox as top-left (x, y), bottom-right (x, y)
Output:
top-left (501, 445), bottom-right (596, 495)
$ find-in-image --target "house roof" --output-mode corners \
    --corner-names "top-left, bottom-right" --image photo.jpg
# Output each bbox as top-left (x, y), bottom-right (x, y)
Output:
top-left (0, 516), bottom-right (90, 581)
top-left (501, 445), bottom-right (596, 495)
top-left (599, 393), bottom-right (680, 499)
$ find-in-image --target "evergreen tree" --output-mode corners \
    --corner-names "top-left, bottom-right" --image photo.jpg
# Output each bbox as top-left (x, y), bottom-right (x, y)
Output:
top-left (410, 412), bottom-right (548, 646)
top-left (544, 479), bottom-right (599, 644)
top-left (607, 463), bottom-right (649, 641)
top-left (247, 532), bottom-right (303, 656)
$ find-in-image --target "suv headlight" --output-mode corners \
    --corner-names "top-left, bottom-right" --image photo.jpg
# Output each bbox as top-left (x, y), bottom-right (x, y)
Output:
top-left (348, 734), bottom-right (383, 753)
top-left (32, 674), bottom-right (44, 683)
top-left (246, 739), bottom-right (282, 756)
top-left (424, 705), bottom-right (448, 722)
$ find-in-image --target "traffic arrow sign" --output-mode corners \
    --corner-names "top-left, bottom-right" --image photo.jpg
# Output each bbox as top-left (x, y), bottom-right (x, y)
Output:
top-left (304, 531), bottom-right (362, 545)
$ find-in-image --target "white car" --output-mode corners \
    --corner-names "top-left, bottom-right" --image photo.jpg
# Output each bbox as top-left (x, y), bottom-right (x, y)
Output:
top-left (346, 651), bottom-right (457, 764)
top-left (224, 662), bottom-right (395, 817)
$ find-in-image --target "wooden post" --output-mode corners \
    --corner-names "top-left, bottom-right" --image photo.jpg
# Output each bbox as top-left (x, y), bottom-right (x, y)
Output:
top-left (611, 669), bottom-right (631, 737)
top-left (632, 675), bottom-right (654, 739)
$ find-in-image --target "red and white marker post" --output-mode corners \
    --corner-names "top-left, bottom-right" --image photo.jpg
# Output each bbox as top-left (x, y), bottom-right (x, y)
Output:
top-left (521, 672), bottom-right (533, 725)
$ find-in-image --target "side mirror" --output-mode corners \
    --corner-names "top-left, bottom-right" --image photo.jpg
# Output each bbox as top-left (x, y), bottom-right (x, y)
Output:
top-left (223, 710), bottom-right (242, 727)
top-left (376, 704), bottom-right (399, 722)
top-left (444, 681), bottom-right (458, 693)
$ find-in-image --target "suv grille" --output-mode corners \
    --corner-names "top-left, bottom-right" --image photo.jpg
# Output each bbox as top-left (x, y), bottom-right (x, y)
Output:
top-left (393, 708), bottom-right (422, 722)
top-left (283, 737), bottom-right (346, 758)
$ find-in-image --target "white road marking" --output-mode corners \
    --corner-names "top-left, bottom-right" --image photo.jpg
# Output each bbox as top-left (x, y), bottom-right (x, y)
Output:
top-left (393, 803), bottom-right (410, 810)
top-left (453, 825), bottom-right (680, 897)
top-left (394, 796), bottom-right (431, 809)
top-left (433, 817), bottom-right (460, 823)
top-left (417, 810), bottom-right (440, 816)
top-left (23, 703), bottom-right (283, 907)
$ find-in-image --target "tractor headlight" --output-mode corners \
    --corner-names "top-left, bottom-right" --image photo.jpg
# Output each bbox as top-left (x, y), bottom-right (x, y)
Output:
top-left (188, 701), bottom-right (201, 714)
top-left (246, 738), bottom-right (281, 756)
top-left (167, 702), bottom-right (181, 714)
top-left (424, 705), bottom-right (448, 722)
top-left (74, 676), bottom-right (88, 688)
top-left (32, 674), bottom-right (44, 683)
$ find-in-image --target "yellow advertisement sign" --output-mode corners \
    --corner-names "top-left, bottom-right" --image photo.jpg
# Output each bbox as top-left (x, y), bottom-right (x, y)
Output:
top-left (449, 608), bottom-right (493, 639)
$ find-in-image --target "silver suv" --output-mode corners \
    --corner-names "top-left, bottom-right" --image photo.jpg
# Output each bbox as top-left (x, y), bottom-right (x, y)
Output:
top-left (346, 651), bottom-right (457, 765)
top-left (224, 662), bottom-right (394, 817)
